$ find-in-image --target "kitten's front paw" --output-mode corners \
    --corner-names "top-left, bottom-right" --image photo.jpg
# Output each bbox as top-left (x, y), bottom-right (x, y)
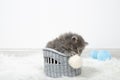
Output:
top-left (71, 51), bottom-right (77, 56)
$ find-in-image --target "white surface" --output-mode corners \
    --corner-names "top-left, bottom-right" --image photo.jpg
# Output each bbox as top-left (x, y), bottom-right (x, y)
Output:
top-left (0, 0), bottom-right (120, 48)
top-left (0, 51), bottom-right (120, 80)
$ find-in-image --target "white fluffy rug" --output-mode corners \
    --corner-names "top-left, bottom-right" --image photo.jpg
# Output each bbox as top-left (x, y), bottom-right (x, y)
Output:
top-left (0, 52), bottom-right (120, 80)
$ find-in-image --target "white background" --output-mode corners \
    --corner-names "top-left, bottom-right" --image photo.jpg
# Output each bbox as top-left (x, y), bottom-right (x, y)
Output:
top-left (0, 0), bottom-right (120, 49)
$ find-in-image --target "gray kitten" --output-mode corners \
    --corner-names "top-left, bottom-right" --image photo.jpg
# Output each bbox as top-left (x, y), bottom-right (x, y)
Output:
top-left (46, 32), bottom-right (88, 56)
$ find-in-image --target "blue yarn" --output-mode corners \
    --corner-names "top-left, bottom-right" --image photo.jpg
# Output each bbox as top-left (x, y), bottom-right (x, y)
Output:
top-left (90, 50), bottom-right (112, 61)
top-left (90, 50), bottom-right (98, 59)
top-left (97, 50), bottom-right (111, 61)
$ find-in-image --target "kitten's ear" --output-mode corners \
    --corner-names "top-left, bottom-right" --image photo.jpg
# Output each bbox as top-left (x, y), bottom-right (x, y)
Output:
top-left (71, 36), bottom-right (78, 43)
top-left (84, 42), bottom-right (88, 46)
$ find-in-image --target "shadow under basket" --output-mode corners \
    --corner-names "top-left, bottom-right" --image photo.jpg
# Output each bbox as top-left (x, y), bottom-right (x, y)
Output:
top-left (43, 48), bottom-right (81, 78)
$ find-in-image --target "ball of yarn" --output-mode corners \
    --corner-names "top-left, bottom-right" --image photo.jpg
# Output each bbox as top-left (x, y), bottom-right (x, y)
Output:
top-left (90, 50), bottom-right (112, 61)
top-left (90, 50), bottom-right (98, 59)
top-left (68, 54), bottom-right (82, 69)
top-left (97, 50), bottom-right (112, 61)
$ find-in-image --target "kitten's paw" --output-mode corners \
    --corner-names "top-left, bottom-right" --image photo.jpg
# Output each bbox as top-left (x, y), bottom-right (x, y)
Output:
top-left (71, 51), bottom-right (77, 56)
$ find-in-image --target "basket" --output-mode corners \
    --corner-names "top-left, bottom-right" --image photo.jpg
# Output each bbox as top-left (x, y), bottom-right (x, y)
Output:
top-left (43, 48), bottom-right (81, 78)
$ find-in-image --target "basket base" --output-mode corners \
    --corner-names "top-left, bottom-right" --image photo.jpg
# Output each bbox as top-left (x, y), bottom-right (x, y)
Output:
top-left (44, 67), bottom-right (81, 78)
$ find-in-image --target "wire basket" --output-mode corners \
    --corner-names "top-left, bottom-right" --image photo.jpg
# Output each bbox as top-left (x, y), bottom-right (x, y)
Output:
top-left (43, 48), bottom-right (81, 78)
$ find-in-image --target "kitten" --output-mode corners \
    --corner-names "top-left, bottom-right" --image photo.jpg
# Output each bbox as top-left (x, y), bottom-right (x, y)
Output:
top-left (46, 32), bottom-right (88, 56)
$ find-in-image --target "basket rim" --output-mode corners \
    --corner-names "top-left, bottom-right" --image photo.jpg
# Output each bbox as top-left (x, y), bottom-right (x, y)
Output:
top-left (43, 48), bottom-right (69, 57)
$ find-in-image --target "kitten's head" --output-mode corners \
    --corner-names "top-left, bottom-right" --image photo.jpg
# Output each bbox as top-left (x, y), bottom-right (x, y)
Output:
top-left (60, 32), bottom-right (88, 55)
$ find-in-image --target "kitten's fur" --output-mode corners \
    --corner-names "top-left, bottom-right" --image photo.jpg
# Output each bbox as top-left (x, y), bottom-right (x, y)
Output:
top-left (46, 32), bottom-right (88, 56)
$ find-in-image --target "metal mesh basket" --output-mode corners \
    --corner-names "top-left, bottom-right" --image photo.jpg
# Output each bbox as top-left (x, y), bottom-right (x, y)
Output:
top-left (43, 48), bottom-right (81, 78)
